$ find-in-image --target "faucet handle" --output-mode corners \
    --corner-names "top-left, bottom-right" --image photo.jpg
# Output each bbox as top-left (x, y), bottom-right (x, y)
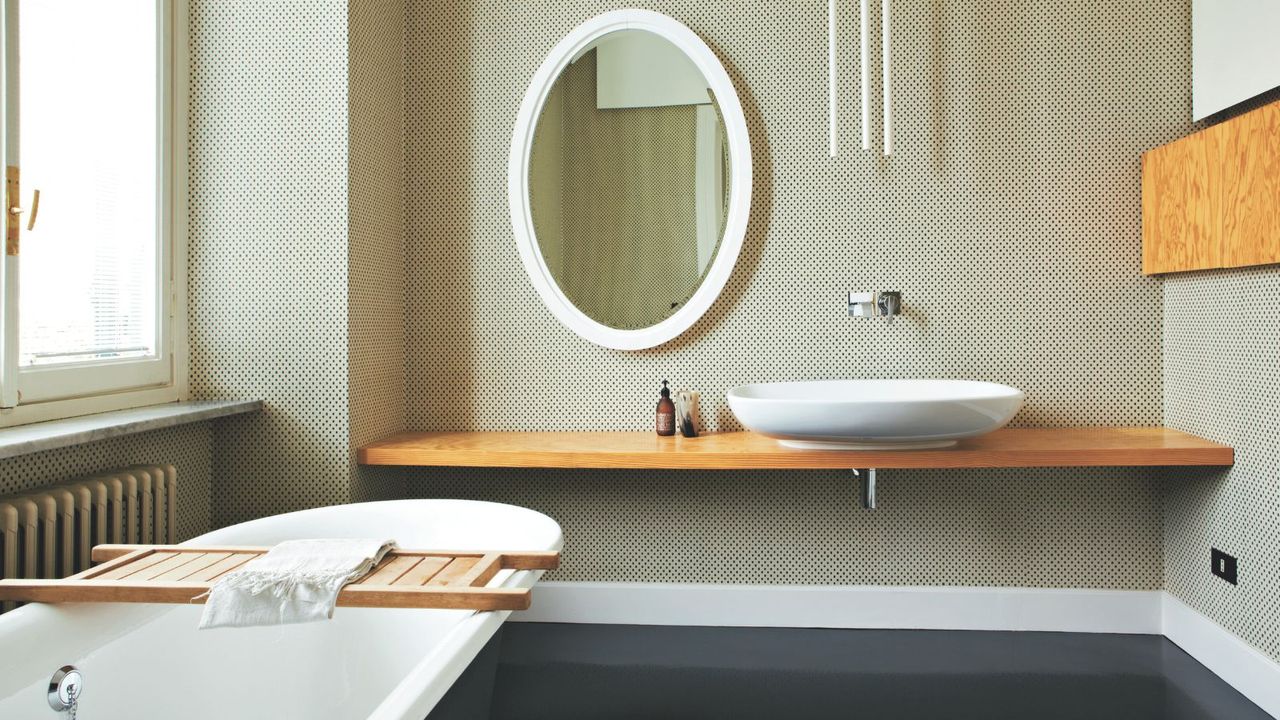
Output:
top-left (876, 291), bottom-right (902, 323)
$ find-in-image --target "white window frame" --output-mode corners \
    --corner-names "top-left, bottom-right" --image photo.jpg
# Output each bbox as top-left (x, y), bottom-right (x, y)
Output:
top-left (0, 0), bottom-right (188, 427)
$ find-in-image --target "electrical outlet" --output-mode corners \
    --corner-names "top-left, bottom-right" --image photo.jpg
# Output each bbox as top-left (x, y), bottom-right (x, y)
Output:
top-left (1211, 548), bottom-right (1238, 585)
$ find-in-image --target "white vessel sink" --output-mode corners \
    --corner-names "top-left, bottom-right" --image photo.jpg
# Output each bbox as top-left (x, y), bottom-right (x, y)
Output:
top-left (726, 379), bottom-right (1025, 450)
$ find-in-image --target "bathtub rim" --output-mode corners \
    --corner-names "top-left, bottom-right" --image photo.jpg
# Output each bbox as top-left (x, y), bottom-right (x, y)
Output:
top-left (196, 498), bottom-right (565, 720)
top-left (0, 498), bottom-right (563, 720)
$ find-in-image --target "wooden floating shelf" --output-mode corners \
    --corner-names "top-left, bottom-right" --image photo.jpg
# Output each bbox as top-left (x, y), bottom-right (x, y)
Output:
top-left (357, 428), bottom-right (1233, 470)
top-left (0, 544), bottom-right (560, 611)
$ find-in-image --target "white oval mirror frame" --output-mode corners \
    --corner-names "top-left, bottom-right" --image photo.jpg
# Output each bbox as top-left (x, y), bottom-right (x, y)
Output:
top-left (509, 9), bottom-right (753, 351)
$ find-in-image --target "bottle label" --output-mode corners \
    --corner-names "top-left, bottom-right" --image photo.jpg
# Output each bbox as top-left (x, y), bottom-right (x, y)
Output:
top-left (656, 412), bottom-right (674, 434)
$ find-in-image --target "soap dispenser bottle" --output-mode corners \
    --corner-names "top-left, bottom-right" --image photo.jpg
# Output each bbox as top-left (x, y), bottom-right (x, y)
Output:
top-left (656, 380), bottom-right (676, 436)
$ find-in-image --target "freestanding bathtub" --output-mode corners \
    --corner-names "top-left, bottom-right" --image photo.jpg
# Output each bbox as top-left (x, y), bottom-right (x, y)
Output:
top-left (0, 499), bottom-right (562, 719)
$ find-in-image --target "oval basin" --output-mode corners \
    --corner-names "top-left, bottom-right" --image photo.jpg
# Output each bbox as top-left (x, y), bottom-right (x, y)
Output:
top-left (726, 379), bottom-right (1025, 450)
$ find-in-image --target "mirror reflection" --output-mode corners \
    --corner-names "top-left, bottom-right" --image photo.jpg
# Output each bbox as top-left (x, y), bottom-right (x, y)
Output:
top-left (529, 29), bottom-right (731, 331)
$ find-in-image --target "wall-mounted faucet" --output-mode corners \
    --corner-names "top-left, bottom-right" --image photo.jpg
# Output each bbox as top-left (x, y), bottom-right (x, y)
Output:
top-left (876, 292), bottom-right (901, 323)
top-left (848, 291), bottom-right (902, 323)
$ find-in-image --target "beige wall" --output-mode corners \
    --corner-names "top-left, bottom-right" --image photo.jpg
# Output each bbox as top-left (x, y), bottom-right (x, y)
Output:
top-left (0, 0), bottom-right (406, 547)
top-left (188, 0), bottom-right (406, 525)
top-left (174, 0), bottom-right (1280, 669)
top-left (0, 0), bottom-right (404, 541)
top-left (1164, 266), bottom-right (1280, 664)
top-left (402, 0), bottom-right (1188, 588)
top-left (349, 0), bottom-right (409, 502)
top-left (188, 0), bottom-right (354, 527)
top-left (1159, 87), bottom-right (1280, 665)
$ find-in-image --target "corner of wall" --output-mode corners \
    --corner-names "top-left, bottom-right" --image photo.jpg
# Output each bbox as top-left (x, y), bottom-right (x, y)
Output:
top-left (1156, 82), bottom-right (1280, 671)
top-left (347, 0), bottom-right (408, 502)
top-left (1160, 263), bottom-right (1280, 666)
top-left (188, 0), bottom-right (356, 526)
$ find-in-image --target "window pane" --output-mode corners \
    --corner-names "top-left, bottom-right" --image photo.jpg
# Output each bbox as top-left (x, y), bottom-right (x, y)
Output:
top-left (18, 0), bottom-right (159, 367)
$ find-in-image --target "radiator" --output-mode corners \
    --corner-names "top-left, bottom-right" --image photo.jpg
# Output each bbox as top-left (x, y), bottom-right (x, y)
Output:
top-left (0, 465), bottom-right (176, 612)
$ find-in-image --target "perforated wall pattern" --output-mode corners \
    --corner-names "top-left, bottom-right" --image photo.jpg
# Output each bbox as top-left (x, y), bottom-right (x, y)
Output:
top-left (402, 1), bottom-right (1189, 587)
top-left (0, 424), bottom-right (213, 542)
top-left (407, 466), bottom-right (1160, 587)
top-left (188, 0), bottom-right (356, 526)
top-left (1164, 265), bottom-right (1280, 663)
top-left (348, 0), bottom-right (408, 503)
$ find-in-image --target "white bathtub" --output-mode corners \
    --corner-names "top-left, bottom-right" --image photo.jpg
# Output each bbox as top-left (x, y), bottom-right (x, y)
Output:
top-left (0, 499), bottom-right (562, 719)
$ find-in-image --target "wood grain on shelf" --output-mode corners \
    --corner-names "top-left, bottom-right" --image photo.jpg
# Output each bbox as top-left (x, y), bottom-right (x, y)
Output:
top-left (1143, 99), bottom-right (1280, 274)
top-left (356, 428), bottom-right (1233, 470)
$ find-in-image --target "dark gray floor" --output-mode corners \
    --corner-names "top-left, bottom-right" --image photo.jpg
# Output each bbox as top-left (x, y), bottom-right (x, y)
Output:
top-left (430, 624), bottom-right (1271, 720)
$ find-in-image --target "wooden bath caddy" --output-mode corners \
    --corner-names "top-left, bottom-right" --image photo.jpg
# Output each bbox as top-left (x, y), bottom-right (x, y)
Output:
top-left (0, 544), bottom-right (560, 611)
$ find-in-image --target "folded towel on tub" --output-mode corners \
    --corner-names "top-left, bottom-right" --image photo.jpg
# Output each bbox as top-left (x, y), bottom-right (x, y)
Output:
top-left (198, 538), bottom-right (397, 630)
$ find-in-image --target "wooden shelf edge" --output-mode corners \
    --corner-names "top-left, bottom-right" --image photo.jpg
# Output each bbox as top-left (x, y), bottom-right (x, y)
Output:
top-left (357, 428), bottom-right (1233, 470)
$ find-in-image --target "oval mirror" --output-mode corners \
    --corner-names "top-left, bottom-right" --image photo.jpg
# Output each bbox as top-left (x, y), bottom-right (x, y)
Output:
top-left (509, 10), bottom-right (752, 350)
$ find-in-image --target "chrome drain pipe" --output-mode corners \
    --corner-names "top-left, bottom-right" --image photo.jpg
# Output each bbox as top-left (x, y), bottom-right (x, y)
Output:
top-left (854, 468), bottom-right (877, 509)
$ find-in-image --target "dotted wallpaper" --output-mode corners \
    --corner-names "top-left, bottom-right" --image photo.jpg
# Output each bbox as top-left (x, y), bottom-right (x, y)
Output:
top-left (409, 466), bottom-right (1160, 587)
top-left (188, 0), bottom-right (357, 526)
top-left (348, 0), bottom-right (409, 503)
top-left (1164, 264), bottom-right (1280, 663)
top-left (172, 0), bottom-right (1278, 666)
top-left (401, 0), bottom-right (1190, 587)
top-left (0, 424), bottom-right (213, 542)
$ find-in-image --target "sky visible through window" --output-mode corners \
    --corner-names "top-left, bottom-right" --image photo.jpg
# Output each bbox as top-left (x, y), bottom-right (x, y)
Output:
top-left (19, 0), bottom-right (158, 367)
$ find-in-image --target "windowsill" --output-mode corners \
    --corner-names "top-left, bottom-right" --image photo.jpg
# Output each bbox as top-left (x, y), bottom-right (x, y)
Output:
top-left (0, 399), bottom-right (262, 461)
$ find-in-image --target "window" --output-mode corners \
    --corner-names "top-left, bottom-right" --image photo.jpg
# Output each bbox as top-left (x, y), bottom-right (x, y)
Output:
top-left (0, 0), bottom-right (185, 424)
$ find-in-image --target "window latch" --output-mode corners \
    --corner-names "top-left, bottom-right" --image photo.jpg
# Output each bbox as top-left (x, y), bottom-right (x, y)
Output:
top-left (4, 168), bottom-right (38, 254)
top-left (4, 165), bottom-right (18, 256)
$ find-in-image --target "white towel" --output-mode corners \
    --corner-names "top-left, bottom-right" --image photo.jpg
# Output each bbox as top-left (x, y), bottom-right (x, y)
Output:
top-left (198, 538), bottom-right (396, 630)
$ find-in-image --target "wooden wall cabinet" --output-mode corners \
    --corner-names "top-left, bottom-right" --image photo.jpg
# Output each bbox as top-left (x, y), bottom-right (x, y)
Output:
top-left (1142, 100), bottom-right (1280, 275)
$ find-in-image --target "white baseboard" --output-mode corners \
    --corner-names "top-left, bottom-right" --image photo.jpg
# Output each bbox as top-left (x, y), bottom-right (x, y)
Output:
top-left (515, 582), bottom-right (1280, 719)
top-left (516, 581), bottom-right (1162, 634)
top-left (1163, 594), bottom-right (1280, 719)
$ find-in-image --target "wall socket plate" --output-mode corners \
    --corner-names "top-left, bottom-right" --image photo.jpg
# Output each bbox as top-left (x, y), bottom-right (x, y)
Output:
top-left (1211, 548), bottom-right (1238, 585)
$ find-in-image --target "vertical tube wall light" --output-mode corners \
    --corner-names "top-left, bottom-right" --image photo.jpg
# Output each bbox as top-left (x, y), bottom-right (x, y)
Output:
top-left (860, 0), bottom-right (870, 150)
top-left (881, 0), bottom-right (893, 155)
top-left (829, 0), bottom-right (838, 157)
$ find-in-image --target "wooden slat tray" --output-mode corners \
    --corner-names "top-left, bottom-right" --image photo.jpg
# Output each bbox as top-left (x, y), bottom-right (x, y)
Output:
top-left (0, 544), bottom-right (560, 611)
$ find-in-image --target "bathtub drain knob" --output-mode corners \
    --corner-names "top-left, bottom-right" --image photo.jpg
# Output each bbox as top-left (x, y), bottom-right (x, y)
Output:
top-left (47, 665), bottom-right (83, 714)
